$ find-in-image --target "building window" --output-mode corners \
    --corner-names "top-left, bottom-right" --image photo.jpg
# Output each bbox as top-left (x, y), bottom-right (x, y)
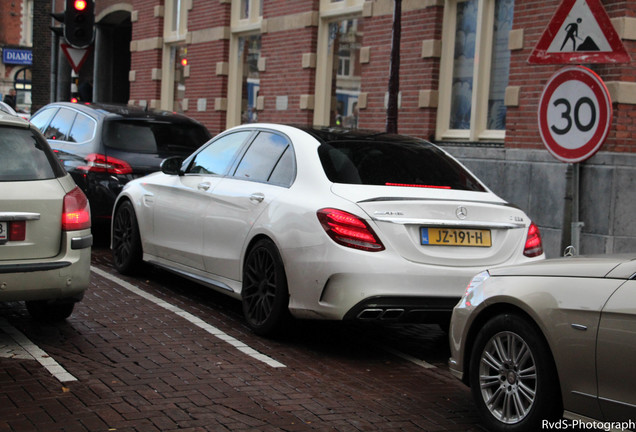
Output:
top-left (165, 0), bottom-right (187, 41)
top-left (437, 0), bottom-right (514, 142)
top-left (314, 0), bottom-right (365, 128)
top-left (161, 1), bottom-right (189, 111)
top-left (239, 35), bottom-right (261, 123)
top-left (240, 0), bottom-right (263, 19)
top-left (227, 0), bottom-right (263, 127)
top-left (172, 45), bottom-right (188, 112)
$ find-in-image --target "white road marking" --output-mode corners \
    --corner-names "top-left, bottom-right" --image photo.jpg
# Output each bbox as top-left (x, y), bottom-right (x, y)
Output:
top-left (381, 345), bottom-right (437, 369)
top-left (0, 318), bottom-right (77, 382)
top-left (91, 266), bottom-right (286, 368)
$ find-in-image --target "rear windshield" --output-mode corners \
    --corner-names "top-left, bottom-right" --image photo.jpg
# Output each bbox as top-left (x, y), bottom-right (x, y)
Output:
top-left (103, 120), bottom-right (210, 154)
top-left (318, 140), bottom-right (486, 192)
top-left (0, 127), bottom-right (65, 181)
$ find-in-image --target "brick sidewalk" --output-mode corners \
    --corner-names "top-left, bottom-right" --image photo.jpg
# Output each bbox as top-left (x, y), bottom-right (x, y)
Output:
top-left (0, 249), bottom-right (483, 431)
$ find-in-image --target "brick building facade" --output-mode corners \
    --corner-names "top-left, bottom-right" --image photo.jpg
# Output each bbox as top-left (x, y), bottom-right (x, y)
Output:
top-left (124, 0), bottom-right (636, 257)
top-left (6, 0), bottom-right (636, 256)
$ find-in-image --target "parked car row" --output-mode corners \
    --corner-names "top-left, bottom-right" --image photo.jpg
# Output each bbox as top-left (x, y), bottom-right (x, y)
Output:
top-left (1, 102), bottom-right (633, 432)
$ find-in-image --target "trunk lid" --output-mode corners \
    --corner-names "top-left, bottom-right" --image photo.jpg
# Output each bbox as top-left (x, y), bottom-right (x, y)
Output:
top-left (333, 184), bottom-right (530, 267)
top-left (0, 178), bottom-right (65, 261)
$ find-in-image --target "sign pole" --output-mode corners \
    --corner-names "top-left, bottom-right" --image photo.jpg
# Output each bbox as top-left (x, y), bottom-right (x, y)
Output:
top-left (571, 163), bottom-right (584, 255)
top-left (538, 66), bottom-right (611, 256)
top-left (529, 0), bottom-right (629, 256)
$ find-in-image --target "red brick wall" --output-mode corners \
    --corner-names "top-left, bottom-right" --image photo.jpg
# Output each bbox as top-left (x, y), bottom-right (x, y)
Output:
top-left (125, 0), bottom-right (636, 154)
top-left (129, 0), bottom-right (162, 105)
top-left (182, 0), bottom-right (230, 132)
top-left (358, 5), bottom-right (443, 138)
top-left (0, 0), bottom-right (24, 45)
top-left (256, 1), bottom-right (318, 126)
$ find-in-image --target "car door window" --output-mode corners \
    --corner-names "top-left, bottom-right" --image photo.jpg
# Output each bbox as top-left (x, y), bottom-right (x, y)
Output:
top-left (67, 112), bottom-right (95, 143)
top-left (188, 131), bottom-right (251, 175)
top-left (30, 107), bottom-right (58, 132)
top-left (43, 108), bottom-right (75, 141)
top-left (233, 132), bottom-right (290, 183)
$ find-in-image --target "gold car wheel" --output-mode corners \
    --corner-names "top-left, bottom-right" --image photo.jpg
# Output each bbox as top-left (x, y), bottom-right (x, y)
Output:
top-left (478, 330), bottom-right (537, 424)
top-left (470, 313), bottom-right (562, 432)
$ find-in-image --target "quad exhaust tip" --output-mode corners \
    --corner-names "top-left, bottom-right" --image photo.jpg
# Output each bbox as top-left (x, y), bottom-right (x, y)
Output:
top-left (357, 308), bottom-right (405, 321)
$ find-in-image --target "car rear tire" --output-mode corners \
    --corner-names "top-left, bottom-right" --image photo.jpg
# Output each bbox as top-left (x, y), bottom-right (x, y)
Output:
top-left (469, 313), bottom-right (562, 432)
top-left (112, 200), bottom-right (143, 275)
top-left (242, 239), bottom-right (290, 336)
top-left (26, 300), bottom-right (75, 322)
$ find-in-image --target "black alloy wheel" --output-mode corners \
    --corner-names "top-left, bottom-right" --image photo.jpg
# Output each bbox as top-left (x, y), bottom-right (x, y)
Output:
top-left (242, 239), bottom-right (289, 336)
top-left (112, 200), bottom-right (143, 275)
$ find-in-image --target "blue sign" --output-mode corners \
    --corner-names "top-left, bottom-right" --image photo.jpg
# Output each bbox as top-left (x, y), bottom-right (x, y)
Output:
top-left (2, 48), bottom-right (32, 65)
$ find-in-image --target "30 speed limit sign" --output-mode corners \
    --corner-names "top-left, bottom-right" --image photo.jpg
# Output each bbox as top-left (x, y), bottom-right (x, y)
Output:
top-left (538, 66), bottom-right (612, 163)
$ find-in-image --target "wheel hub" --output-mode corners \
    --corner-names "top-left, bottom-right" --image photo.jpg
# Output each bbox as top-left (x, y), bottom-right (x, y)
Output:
top-left (479, 331), bottom-right (538, 424)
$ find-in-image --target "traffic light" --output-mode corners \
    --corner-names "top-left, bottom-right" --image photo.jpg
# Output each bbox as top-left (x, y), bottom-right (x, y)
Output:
top-left (50, 10), bottom-right (65, 37)
top-left (64, 0), bottom-right (94, 48)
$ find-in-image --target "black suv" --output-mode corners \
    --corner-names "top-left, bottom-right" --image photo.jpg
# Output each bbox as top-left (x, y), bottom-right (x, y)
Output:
top-left (30, 103), bottom-right (211, 225)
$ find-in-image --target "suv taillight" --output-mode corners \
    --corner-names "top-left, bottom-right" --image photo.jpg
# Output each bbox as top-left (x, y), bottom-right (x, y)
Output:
top-left (63, 187), bottom-right (91, 231)
top-left (79, 153), bottom-right (133, 175)
top-left (523, 222), bottom-right (543, 257)
top-left (317, 208), bottom-right (385, 252)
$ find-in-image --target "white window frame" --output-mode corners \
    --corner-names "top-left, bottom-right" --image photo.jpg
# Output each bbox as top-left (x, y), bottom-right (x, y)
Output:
top-left (436, 0), bottom-right (508, 142)
top-left (164, 0), bottom-right (188, 43)
top-left (21, 0), bottom-right (34, 47)
top-left (227, 0), bottom-right (263, 127)
top-left (313, 0), bottom-right (364, 127)
top-left (161, 0), bottom-right (189, 111)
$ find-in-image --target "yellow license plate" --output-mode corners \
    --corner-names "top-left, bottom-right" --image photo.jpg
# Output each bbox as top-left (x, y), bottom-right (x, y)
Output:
top-left (421, 227), bottom-right (491, 247)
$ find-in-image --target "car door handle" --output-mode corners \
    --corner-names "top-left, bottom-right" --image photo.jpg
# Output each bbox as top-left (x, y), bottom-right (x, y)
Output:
top-left (250, 193), bottom-right (265, 203)
top-left (197, 182), bottom-right (211, 191)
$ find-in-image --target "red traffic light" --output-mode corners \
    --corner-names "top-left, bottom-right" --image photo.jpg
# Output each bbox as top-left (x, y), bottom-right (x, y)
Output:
top-left (64, 0), bottom-right (94, 48)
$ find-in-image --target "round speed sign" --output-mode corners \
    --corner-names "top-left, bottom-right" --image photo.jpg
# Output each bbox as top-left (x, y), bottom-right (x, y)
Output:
top-left (538, 66), bottom-right (612, 163)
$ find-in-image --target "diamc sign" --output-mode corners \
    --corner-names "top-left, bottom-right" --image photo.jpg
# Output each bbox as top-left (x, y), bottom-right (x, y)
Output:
top-left (2, 48), bottom-right (33, 65)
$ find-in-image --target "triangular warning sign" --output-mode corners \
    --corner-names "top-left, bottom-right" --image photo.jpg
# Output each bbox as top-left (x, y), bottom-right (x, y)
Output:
top-left (61, 44), bottom-right (93, 73)
top-left (528, 0), bottom-right (630, 64)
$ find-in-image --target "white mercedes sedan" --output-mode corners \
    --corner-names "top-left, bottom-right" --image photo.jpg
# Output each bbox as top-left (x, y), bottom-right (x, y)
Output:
top-left (111, 124), bottom-right (544, 335)
top-left (449, 255), bottom-right (636, 432)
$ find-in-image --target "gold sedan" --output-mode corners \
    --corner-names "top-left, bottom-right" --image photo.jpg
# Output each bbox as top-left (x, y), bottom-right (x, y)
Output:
top-left (449, 255), bottom-right (636, 432)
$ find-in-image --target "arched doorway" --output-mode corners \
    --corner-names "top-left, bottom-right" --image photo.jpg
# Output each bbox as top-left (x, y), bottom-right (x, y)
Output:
top-left (13, 67), bottom-right (32, 113)
top-left (94, 7), bottom-right (132, 103)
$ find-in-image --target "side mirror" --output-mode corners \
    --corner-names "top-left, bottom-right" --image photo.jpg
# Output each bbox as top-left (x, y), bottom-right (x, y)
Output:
top-left (160, 156), bottom-right (185, 175)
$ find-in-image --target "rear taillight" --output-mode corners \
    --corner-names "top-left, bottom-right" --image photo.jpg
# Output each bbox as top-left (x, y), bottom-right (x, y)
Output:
top-left (78, 153), bottom-right (133, 175)
top-left (9, 221), bottom-right (26, 241)
top-left (63, 187), bottom-right (91, 231)
top-left (523, 222), bottom-right (543, 257)
top-left (317, 208), bottom-right (385, 252)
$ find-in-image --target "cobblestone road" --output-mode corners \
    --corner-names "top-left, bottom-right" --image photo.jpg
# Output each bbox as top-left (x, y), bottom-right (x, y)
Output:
top-left (0, 246), bottom-right (483, 431)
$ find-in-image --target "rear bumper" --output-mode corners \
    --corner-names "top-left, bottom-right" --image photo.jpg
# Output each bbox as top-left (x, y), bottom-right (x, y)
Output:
top-left (0, 230), bottom-right (92, 302)
top-left (343, 295), bottom-right (459, 323)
